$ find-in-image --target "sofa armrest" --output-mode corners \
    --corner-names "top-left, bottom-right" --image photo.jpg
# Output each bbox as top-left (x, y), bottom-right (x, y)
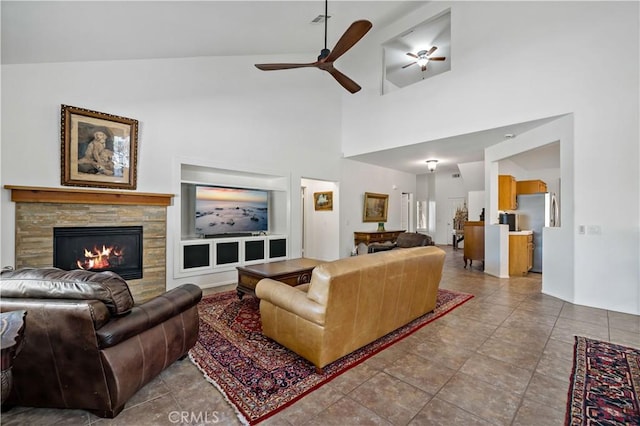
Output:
top-left (95, 284), bottom-right (202, 348)
top-left (255, 278), bottom-right (325, 326)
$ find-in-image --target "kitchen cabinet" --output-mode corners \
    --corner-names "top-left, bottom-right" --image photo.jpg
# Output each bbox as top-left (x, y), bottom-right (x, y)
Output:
top-left (498, 175), bottom-right (517, 210)
top-left (516, 180), bottom-right (547, 194)
top-left (509, 232), bottom-right (533, 276)
top-left (463, 221), bottom-right (484, 268)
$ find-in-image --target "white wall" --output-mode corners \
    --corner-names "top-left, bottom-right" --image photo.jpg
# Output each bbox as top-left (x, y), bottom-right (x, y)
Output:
top-left (341, 1), bottom-right (639, 314)
top-left (0, 54), bottom-right (369, 289)
top-left (339, 159), bottom-right (416, 257)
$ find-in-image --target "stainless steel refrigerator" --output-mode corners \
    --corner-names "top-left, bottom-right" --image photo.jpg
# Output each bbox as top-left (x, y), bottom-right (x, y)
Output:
top-left (516, 193), bottom-right (559, 273)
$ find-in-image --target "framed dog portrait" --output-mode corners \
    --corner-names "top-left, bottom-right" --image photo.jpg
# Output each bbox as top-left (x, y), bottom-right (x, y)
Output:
top-left (314, 191), bottom-right (333, 211)
top-left (61, 105), bottom-right (139, 190)
top-left (363, 192), bottom-right (389, 222)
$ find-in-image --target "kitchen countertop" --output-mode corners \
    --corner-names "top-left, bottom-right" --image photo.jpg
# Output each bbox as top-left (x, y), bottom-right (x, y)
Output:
top-left (509, 230), bottom-right (533, 235)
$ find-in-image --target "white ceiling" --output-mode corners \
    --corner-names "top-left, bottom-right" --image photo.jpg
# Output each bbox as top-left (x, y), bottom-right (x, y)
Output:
top-left (1, 1), bottom-right (425, 64)
top-left (1, 1), bottom-right (560, 176)
top-left (348, 116), bottom-right (562, 175)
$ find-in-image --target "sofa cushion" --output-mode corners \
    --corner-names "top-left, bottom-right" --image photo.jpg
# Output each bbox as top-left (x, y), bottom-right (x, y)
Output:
top-left (0, 267), bottom-right (134, 315)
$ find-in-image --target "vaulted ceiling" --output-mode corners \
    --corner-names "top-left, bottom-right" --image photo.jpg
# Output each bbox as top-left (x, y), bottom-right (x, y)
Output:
top-left (2, 1), bottom-right (560, 176)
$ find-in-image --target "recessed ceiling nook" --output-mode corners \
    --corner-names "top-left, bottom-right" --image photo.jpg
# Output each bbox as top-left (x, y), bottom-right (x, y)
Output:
top-left (382, 9), bottom-right (451, 93)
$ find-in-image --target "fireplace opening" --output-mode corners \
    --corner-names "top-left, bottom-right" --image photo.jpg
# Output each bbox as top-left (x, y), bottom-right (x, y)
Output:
top-left (53, 226), bottom-right (143, 280)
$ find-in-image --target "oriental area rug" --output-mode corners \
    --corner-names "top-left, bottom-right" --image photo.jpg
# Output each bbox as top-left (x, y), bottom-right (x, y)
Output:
top-left (189, 288), bottom-right (473, 425)
top-left (566, 336), bottom-right (640, 426)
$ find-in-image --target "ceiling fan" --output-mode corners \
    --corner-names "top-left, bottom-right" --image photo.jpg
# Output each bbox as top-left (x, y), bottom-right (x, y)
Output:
top-left (402, 46), bottom-right (446, 72)
top-left (254, 0), bottom-right (372, 93)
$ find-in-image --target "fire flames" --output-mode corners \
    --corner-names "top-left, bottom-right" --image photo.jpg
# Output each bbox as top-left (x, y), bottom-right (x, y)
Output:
top-left (76, 245), bottom-right (125, 271)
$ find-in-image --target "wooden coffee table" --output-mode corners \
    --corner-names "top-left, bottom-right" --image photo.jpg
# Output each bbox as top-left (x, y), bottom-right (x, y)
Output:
top-left (236, 258), bottom-right (324, 299)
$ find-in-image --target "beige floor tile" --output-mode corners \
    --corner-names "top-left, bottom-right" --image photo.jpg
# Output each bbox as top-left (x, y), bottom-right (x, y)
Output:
top-left (409, 397), bottom-right (493, 426)
top-left (348, 371), bottom-right (430, 424)
top-left (550, 317), bottom-right (610, 344)
top-left (305, 397), bottom-right (392, 426)
top-left (437, 372), bottom-right (521, 425)
top-left (327, 361), bottom-right (379, 394)
top-left (410, 339), bottom-right (476, 370)
top-left (512, 398), bottom-right (565, 426)
top-left (609, 328), bottom-right (640, 348)
top-left (534, 351), bottom-right (574, 384)
top-left (459, 353), bottom-right (534, 395)
top-left (476, 335), bottom-right (543, 371)
top-left (608, 310), bottom-right (640, 333)
top-left (384, 352), bottom-right (456, 395)
top-left (522, 371), bottom-right (571, 413)
top-left (559, 303), bottom-right (609, 326)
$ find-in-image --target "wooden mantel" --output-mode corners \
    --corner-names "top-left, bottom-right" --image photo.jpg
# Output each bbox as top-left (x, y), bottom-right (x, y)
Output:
top-left (4, 185), bottom-right (173, 206)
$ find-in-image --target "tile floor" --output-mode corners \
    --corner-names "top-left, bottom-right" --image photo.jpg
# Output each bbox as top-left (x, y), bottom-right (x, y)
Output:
top-left (2, 246), bottom-right (639, 425)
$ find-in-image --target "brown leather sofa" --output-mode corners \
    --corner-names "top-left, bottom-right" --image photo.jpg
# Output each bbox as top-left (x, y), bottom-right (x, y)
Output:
top-left (368, 231), bottom-right (434, 253)
top-left (256, 246), bottom-right (445, 372)
top-left (0, 267), bottom-right (202, 418)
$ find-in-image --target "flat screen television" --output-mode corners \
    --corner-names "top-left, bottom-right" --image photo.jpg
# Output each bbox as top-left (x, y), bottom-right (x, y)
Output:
top-left (195, 185), bottom-right (268, 236)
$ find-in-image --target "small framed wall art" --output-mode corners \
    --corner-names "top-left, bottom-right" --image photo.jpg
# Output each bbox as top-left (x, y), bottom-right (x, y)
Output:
top-left (314, 191), bottom-right (333, 211)
top-left (363, 192), bottom-right (389, 222)
top-left (61, 104), bottom-right (139, 190)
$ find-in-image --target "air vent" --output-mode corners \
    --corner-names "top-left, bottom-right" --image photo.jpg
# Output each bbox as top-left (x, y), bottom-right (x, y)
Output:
top-left (452, 173), bottom-right (461, 178)
top-left (311, 14), bottom-right (331, 24)
top-left (399, 29), bottom-right (414, 38)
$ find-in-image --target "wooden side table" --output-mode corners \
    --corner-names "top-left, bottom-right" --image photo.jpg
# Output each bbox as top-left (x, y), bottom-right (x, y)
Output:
top-left (1, 310), bottom-right (27, 405)
top-left (236, 258), bottom-right (324, 299)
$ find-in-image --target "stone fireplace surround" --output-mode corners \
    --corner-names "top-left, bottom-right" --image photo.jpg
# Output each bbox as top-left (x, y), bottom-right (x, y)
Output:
top-left (5, 186), bottom-right (173, 302)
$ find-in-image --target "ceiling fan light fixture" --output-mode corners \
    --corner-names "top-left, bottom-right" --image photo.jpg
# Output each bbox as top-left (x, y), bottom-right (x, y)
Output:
top-left (426, 159), bottom-right (438, 172)
top-left (417, 57), bottom-right (429, 67)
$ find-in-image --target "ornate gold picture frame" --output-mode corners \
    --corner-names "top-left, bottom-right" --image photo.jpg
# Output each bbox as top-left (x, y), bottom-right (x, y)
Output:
top-left (314, 191), bottom-right (333, 211)
top-left (363, 192), bottom-right (388, 222)
top-left (61, 105), bottom-right (139, 190)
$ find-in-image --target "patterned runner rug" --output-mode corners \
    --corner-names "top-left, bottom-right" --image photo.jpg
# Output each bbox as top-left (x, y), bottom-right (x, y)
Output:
top-left (189, 288), bottom-right (473, 425)
top-left (566, 336), bottom-right (640, 425)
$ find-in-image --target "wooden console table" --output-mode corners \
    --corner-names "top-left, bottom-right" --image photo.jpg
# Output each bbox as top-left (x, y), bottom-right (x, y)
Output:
top-left (236, 258), bottom-right (324, 299)
top-left (354, 230), bottom-right (404, 254)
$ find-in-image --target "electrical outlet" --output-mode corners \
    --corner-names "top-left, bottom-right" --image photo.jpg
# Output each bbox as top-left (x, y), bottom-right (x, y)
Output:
top-left (578, 225), bottom-right (585, 235)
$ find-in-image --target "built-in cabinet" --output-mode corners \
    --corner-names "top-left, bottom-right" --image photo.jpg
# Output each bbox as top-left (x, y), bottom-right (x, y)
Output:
top-left (516, 180), bottom-right (547, 194)
top-left (180, 235), bottom-right (288, 277)
top-left (509, 232), bottom-right (533, 276)
top-left (463, 221), bottom-right (484, 268)
top-left (498, 175), bottom-right (517, 210)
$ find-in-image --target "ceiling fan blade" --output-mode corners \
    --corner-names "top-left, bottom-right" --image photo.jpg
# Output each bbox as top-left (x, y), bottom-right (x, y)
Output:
top-left (325, 67), bottom-right (361, 93)
top-left (324, 20), bottom-right (372, 63)
top-left (402, 62), bottom-right (417, 69)
top-left (429, 57), bottom-right (446, 61)
top-left (421, 65), bottom-right (428, 72)
top-left (406, 52), bottom-right (419, 59)
top-left (255, 63), bottom-right (317, 71)
top-left (426, 46), bottom-right (438, 56)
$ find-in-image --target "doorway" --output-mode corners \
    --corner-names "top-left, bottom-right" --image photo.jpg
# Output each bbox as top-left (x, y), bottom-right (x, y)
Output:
top-left (447, 197), bottom-right (466, 246)
top-left (300, 178), bottom-right (340, 261)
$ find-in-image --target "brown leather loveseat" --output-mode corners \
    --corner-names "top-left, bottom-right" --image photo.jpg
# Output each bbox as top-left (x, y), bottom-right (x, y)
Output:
top-left (0, 267), bottom-right (202, 418)
top-left (256, 246), bottom-right (445, 372)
